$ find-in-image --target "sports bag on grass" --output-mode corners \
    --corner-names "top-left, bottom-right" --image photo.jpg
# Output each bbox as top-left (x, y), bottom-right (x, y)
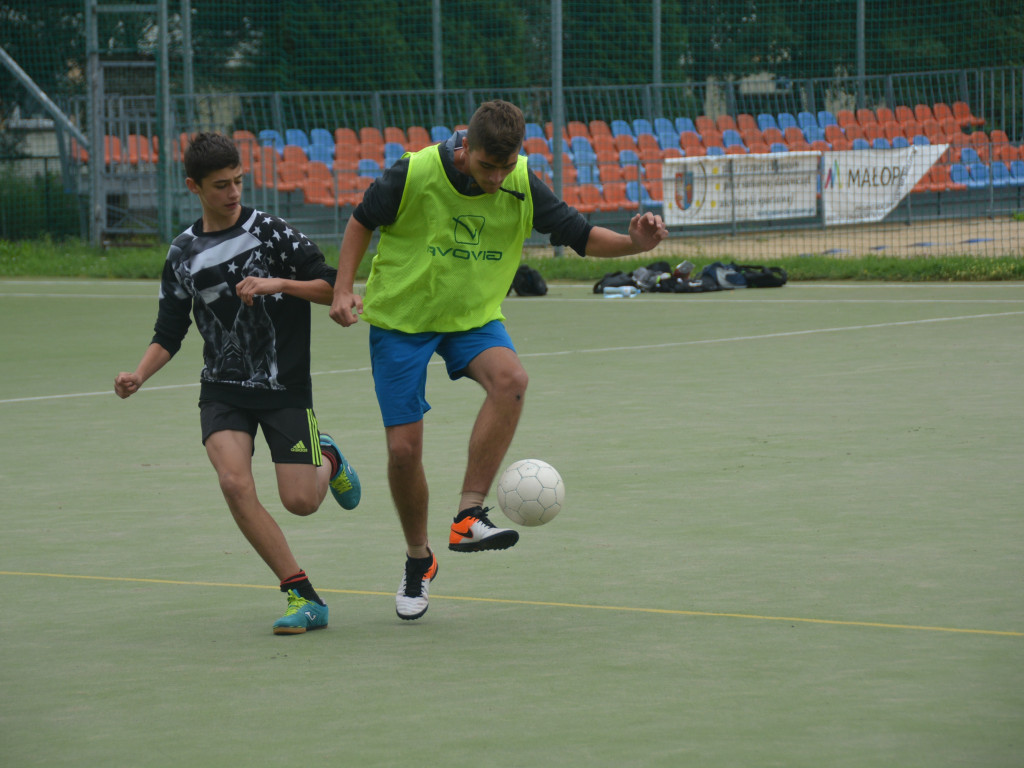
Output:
top-left (510, 265), bottom-right (548, 296)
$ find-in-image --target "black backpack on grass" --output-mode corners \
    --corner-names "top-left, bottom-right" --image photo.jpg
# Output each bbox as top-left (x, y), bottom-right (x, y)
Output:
top-left (510, 265), bottom-right (548, 296)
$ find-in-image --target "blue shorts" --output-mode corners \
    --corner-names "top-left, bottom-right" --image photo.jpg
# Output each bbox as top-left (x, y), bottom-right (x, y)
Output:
top-left (368, 320), bottom-right (516, 427)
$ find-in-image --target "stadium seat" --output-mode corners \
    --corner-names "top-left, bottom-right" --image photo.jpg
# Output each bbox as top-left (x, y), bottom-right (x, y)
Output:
top-left (335, 127), bottom-right (359, 146)
top-left (863, 123), bottom-right (884, 142)
top-left (953, 101), bottom-right (984, 128)
top-left (383, 127), bottom-right (407, 145)
top-left (259, 129), bottom-right (284, 154)
top-left (823, 124), bottom-right (845, 144)
top-left (126, 134), bottom-right (153, 165)
top-left (302, 161), bottom-right (335, 206)
top-left (610, 119), bottom-right (633, 137)
top-left (574, 183), bottom-right (603, 214)
top-left (614, 134), bottom-right (638, 153)
top-left (830, 137), bottom-right (853, 151)
top-left (570, 135), bottom-right (594, 157)
top-left (795, 112), bottom-right (815, 131)
top-left (757, 113), bottom-right (779, 132)
top-left (783, 126), bottom-right (804, 145)
top-left (715, 114), bottom-right (738, 133)
top-left (803, 125), bottom-right (826, 144)
top-left (725, 144), bottom-right (748, 154)
top-left (285, 129), bottom-right (310, 152)
top-left (740, 128), bottom-right (764, 147)
top-left (722, 129), bottom-right (744, 148)
top-left (282, 145), bottom-right (307, 164)
top-left (851, 138), bottom-right (870, 150)
top-left (736, 113), bottom-right (758, 132)
top-left (836, 110), bottom-right (857, 128)
top-left (777, 112), bottom-right (798, 131)
top-left (960, 146), bottom-right (981, 166)
top-left (589, 120), bottom-right (613, 139)
top-left (525, 122), bottom-right (545, 140)
top-left (654, 117), bottom-right (676, 137)
top-left (567, 120), bottom-right (590, 140)
top-left (308, 144), bottom-right (334, 167)
top-left (843, 124), bottom-right (865, 141)
top-left (912, 135), bottom-right (931, 147)
top-left (872, 137), bottom-right (891, 150)
top-left (701, 129), bottom-right (724, 148)
top-left (524, 136), bottom-right (552, 162)
top-left (359, 142), bottom-right (383, 163)
top-left (406, 125), bottom-right (431, 151)
top-left (675, 117), bottom-right (697, 134)
top-left (809, 140), bottom-right (831, 152)
top-left (914, 104), bottom-right (936, 124)
top-left (430, 125), bottom-right (452, 143)
top-left (901, 120), bottom-right (922, 140)
top-left (359, 126), bottom-right (384, 146)
top-left (527, 153), bottom-right (553, 185)
top-left (706, 145), bottom-right (726, 156)
top-left (602, 182), bottom-right (631, 212)
top-left (855, 108), bottom-right (877, 127)
top-left (384, 142), bottom-right (406, 168)
top-left (990, 161), bottom-right (1012, 187)
top-left (817, 110), bottom-right (838, 129)
top-left (748, 142), bottom-right (770, 154)
top-left (949, 163), bottom-right (970, 189)
top-left (761, 127), bottom-right (784, 145)
top-left (657, 131), bottom-right (681, 151)
top-left (966, 162), bottom-right (990, 188)
top-left (1009, 160), bottom-right (1024, 186)
top-left (357, 158), bottom-right (382, 178)
top-left (894, 105), bottom-right (915, 125)
top-left (875, 106), bottom-right (895, 125)
top-left (882, 122), bottom-right (904, 141)
top-left (891, 136), bottom-right (909, 149)
top-left (626, 180), bottom-right (661, 210)
top-left (636, 134), bottom-right (660, 155)
top-left (275, 159), bottom-right (307, 193)
top-left (679, 131), bottom-right (702, 150)
top-left (769, 142), bottom-right (789, 153)
top-left (576, 162), bottom-right (601, 186)
top-left (632, 118), bottom-right (655, 137)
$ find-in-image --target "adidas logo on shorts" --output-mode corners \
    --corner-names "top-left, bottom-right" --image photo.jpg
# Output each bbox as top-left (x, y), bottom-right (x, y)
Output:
top-left (290, 441), bottom-right (308, 453)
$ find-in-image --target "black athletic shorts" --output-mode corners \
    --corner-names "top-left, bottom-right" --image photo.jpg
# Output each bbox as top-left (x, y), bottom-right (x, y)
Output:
top-left (199, 400), bottom-right (323, 466)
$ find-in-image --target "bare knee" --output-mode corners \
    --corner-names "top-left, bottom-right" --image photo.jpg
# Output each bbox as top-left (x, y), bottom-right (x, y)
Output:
top-left (387, 430), bottom-right (423, 472)
top-left (217, 469), bottom-right (256, 505)
top-left (281, 490), bottom-right (319, 516)
top-left (491, 365), bottom-right (528, 402)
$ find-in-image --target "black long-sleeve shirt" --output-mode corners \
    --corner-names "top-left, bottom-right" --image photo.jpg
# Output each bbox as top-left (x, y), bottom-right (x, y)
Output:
top-left (152, 207), bottom-right (336, 409)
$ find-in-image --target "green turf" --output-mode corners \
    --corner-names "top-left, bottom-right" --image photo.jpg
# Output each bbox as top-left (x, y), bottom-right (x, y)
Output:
top-left (1, 279), bottom-right (1022, 767)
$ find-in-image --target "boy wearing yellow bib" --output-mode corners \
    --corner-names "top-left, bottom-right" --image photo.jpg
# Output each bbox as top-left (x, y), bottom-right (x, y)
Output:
top-left (330, 101), bottom-right (668, 620)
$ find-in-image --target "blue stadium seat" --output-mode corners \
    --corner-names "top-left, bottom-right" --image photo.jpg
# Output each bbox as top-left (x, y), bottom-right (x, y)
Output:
top-left (757, 113), bottom-right (779, 132)
top-left (722, 129), bottom-right (744, 147)
top-left (626, 180), bottom-right (662, 210)
top-left (675, 117), bottom-right (697, 134)
top-left (576, 163), bottom-right (600, 185)
top-left (990, 161), bottom-right (1012, 187)
top-left (384, 142), bottom-right (406, 167)
top-left (525, 122), bottom-right (545, 140)
top-left (872, 137), bottom-right (891, 149)
top-left (430, 125), bottom-right (452, 143)
top-left (310, 128), bottom-right (334, 150)
top-left (570, 136), bottom-right (594, 156)
top-left (706, 145), bottom-right (725, 156)
top-left (619, 148), bottom-right (640, 166)
top-left (527, 152), bottom-right (553, 177)
top-left (769, 142), bottom-right (789, 153)
top-left (802, 125), bottom-right (825, 144)
top-left (949, 163), bottom-right (970, 187)
top-left (611, 119), bottom-right (634, 137)
top-left (913, 134), bottom-right (931, 146)
top-left (285, 128), bottom-right (309, 151)
top-left (817, 110), bottom-right (838, 128)
top-left (891, 136), bottom-right (909, 149)
top-left (632, 118), bottom-right (655, 136)
top-left (657, 131), bottom-right (680, 151)
top-left (777, 113), bottom-right (798, 131)
top-left (357, 158), bottom-right (382, 178)
top-left (258, 129), bottom-right (284, 154)
top-left (1010, 160), bottom-right (1024, 186)
top-left (852, 138), bottom-right (870, 150)
top-left (967, 162), bottom-right (989, 189)
top-left (308, 144), bottom-right (334, 166)
top-left (960, 147), bottom-right (980, 165)
top-left (797, 112), bottom-right (817, 131)
top-left (654, 117), bottom-right (676, 136)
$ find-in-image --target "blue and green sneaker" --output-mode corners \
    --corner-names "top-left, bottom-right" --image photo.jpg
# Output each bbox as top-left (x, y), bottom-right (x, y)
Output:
top-left (319, 433), bottom-right (361, 509)
top-left (272, 589), bottom-right (329, 635)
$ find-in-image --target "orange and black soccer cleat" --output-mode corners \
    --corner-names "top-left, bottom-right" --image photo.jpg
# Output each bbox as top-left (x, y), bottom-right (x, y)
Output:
top-left (448, 506), bottom-right (520, 553)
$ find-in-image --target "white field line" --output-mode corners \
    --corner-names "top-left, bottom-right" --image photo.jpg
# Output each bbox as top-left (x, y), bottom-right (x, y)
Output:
top-left (2, 309), bottom-right (1021, 404)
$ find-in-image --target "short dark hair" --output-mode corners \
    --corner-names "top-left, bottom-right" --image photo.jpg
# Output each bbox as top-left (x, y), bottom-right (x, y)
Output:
top-left (466, 100), bottom-right (525, 158)
top-left (184, 132), bottom-right (241, 184)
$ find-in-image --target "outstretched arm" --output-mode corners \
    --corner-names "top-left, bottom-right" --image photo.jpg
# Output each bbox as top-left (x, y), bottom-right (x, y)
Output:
top-left (584, 212), bottom-right (669, 259)
top-left (329, 216), bottom-right (374, 327)
top-left (114, 343), bottom-right (172, 399)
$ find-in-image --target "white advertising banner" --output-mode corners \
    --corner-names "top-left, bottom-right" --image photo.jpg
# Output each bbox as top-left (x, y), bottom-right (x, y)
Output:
top-left (662, 153), bottom-right (820, 226)
top-left (821, 144), bottom-right (947, 224)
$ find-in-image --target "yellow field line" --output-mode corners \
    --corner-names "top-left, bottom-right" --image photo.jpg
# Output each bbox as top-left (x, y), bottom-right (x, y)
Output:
top-left (4, 570), bottom-right (1021, 637)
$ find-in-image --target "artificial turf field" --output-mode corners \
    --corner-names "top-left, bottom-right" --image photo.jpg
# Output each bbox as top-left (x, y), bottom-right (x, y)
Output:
top-left (1, 278), bottom-right (1022, 767)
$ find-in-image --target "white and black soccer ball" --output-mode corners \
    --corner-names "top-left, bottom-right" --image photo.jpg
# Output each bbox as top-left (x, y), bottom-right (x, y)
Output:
top-left (496, 459), bottom-right (565, 526)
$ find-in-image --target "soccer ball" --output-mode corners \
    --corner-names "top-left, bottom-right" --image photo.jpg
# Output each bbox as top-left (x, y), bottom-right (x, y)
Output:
top-left (496, 459), bottom-right (565, 526)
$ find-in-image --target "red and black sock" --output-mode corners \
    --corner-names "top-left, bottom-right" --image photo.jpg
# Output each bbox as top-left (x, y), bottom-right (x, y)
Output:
top-left (280, 570), bottom-right (325, 606)
top-left (322, 445), bottom-right (340, 477)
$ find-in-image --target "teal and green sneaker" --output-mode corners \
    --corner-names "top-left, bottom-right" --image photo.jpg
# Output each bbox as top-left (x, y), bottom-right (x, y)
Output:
top-left (272, 589), bottom-right (329, 635)
top-left (319, 433), bottom-right (361, 509)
